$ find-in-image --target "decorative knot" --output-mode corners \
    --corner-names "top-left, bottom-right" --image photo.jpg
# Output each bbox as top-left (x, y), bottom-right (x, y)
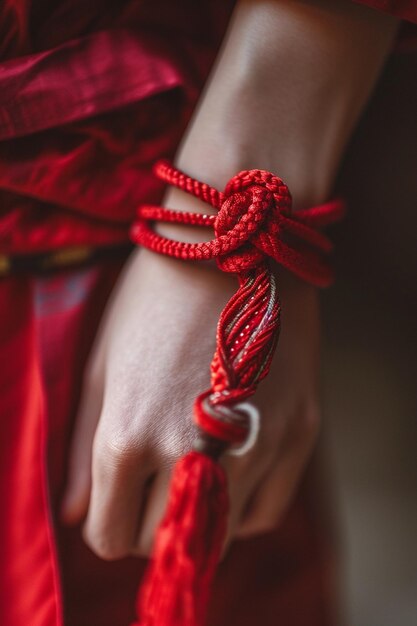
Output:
top-left (131, 158), bottom-right (345, 438)
top-left (214, 170), bottom-right (291, 273)
top-left (132, 158), bottom-right (344, 286)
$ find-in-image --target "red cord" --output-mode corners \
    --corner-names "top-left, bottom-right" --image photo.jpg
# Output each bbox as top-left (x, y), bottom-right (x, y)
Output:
top-left (130, 158), bottom-right (345, 445)
top-left (129, 159), bottom-right (345, 626)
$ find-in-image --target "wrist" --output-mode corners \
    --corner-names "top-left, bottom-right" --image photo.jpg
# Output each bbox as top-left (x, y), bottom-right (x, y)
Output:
top-left (173, 150), bottom-right (330, 213)
top-left (171, 85), bottom-right (339, 211)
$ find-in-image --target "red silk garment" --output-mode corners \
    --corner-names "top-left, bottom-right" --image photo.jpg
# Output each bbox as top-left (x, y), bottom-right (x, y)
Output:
top-left (0, 0), bottom-right (416, 261)
top-left (353, 0), bottom-right (417, 50)
top-left (0, 264), bottom-right (337, 626)
top-left (0, 2), bottom-right (416, 626)
top-left (354, 0), bottom-right (417, 21)
top-left (0, 0), bottom-right (236, 255)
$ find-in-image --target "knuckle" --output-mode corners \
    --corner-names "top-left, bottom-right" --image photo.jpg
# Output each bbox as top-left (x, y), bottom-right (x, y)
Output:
top-left (157, 423), bottom-right (195, 463)
top-left (103, 433), bottom-right (138, 461)
top-left (92, 425), bottom-right (152, 475)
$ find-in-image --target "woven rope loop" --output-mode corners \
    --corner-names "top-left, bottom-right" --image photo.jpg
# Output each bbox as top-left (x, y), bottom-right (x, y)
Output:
top-left (214, 170), bottom-right (291, 273)
top-left (130, 159), bottom-right (345, 445)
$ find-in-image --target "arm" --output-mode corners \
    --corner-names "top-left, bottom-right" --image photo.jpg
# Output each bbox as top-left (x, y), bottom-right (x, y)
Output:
top-left (61, 0), bottom-right (398, 558)
top-left (166, 0), bottom-right (398, 213)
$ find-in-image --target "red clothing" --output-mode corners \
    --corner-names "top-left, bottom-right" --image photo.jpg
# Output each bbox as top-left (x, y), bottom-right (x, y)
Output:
top-left (0, 0), bottom-right (416, 258)
top-left (355, 0), bottom-right (417, 22)
top-left (354, 0), bottom-right (417, 50)
top-left (1, 265), bottom-right (336, 626)
top-left (0, 2), bottom-right (415, 626)
top-left (0, 0), bottom-right (236, 255)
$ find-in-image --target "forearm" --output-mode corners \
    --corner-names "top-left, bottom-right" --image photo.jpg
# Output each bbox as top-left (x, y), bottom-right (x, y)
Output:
top-left (165, 0), bottom-right (398, 215)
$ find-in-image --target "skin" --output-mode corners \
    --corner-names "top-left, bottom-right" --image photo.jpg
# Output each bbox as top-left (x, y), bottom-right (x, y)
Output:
top-left (60, 0), bottom-right (398, 560)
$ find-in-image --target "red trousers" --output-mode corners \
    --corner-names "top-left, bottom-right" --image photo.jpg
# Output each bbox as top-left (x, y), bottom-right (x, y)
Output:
top-left (0, 264), bottom-right (336, 626)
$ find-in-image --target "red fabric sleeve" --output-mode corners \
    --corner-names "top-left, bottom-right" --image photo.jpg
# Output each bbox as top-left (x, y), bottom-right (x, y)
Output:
top-left (353, 1), bottom-right (417, 51)
top-left (354, 1), bottom-right (417, 22)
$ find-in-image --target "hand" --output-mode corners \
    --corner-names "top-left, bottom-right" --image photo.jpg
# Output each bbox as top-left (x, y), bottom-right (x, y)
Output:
top-left (60, 0), bottom-right (398, 562)
top-left (60, 243), bottom-right (322, 560)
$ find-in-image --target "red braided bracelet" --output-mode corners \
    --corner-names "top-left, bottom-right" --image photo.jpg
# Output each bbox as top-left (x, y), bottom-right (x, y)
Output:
top-left (129, 159), bottom-right (345, 626)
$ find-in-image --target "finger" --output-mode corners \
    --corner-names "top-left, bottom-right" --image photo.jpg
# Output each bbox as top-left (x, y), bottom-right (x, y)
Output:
top-left (219, 441), bottom-right (275, 556)
top-left (131, 455), bottom-right (267, 562)
top-left (60, 376), bottom-right (103, 525)
top-left (83, 426), bottom-right (156, 561)
top-left (133, 469), bottom-right (171, 557)
top-left (235, 406), bottom-right (320, 538)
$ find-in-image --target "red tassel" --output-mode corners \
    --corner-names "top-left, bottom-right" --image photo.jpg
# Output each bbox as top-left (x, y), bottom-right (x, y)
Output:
top-left (133, 451), bottom-right (229, 626)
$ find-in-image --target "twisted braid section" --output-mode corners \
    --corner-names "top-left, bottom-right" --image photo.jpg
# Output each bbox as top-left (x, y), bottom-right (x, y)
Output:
top-left (130, 159), bottom-right (345, 446)
top-left (193, 267), bottom-right (281, 444)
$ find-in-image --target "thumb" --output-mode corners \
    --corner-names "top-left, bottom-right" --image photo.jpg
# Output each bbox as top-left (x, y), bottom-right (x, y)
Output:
top-left (235, 404), bottom-right (320, 538)
top-left (60, 376), bottom-right (103, 525)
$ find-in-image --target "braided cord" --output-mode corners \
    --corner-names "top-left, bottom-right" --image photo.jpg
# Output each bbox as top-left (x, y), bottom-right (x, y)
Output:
top-left (130, 159), bottom-right (345, 446)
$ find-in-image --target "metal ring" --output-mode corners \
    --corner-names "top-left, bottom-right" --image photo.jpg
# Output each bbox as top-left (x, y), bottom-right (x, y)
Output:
top-left (227, 402), bottom-right (261, 457)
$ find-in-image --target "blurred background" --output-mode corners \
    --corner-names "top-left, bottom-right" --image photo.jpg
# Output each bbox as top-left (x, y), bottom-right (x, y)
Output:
top-left (321, 48), bottom-right (417, 626)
